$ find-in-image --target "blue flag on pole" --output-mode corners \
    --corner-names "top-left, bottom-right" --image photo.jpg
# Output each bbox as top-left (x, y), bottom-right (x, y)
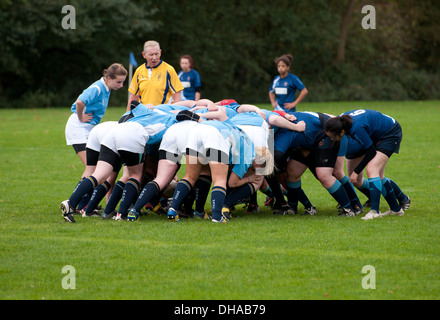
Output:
top-left (129, 52), bottom-right (138, 68)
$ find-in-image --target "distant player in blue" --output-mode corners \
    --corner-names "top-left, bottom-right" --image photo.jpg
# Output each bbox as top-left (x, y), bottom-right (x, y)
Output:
top-left (325, 109), bottom-right (408, 219)
top-left (269, 54), bottom-right (308, 114)
top-left (178, 55), bottom-right (201, 101)
top-left (65, 63), bottom-right (127, 170)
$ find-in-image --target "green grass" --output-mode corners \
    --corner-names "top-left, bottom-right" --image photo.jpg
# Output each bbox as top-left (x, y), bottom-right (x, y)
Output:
top-left (1, 100), bottom-right (439, 300)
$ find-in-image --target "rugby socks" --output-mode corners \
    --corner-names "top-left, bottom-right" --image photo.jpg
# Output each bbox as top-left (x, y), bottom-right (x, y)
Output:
top-left (117, 178), bottom-right (140, 217)
top-left (102, 180), bottom-right (125, 215)
top-left (298, 188), bottom-right (313, 209)
top-left (211, 186), bottom-right (227, 221)
top-left (368, 177), bottom-right (382, 212)
top-left (265, 175), bottom-right (285, 203)
top-left (327, 180), bottom-right (351, 209)
top-left (223, 183), bottom-right (255, 208)
top-left (194, 175), bottom-right (212, 213)
top-left (381, 178), bottom-right (401, 212)
top-left (357, 177), bottom-right (371, 199)
top-left (261, 186), bottom-right (274, 198)
top-left (85, 181), bottom-right (111, 214)
top-left (69, 176), bottom-right (98, 209)
top-left (77, 193), bottom-right (92, 211)
top-left (133, 181), bottom-right (160, 212)
top-left (388, 178), bottom-right (409, 203)
top-left (286, 180), bottom-right (302, 210)
top-left (169, 179), bottom-right (193, 211)
top-left (339, 175), bottom-right (362, 209)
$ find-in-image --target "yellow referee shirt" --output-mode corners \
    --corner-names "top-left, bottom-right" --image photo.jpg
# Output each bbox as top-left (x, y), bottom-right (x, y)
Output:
top-left (129, 60), bottom-right (184, 105)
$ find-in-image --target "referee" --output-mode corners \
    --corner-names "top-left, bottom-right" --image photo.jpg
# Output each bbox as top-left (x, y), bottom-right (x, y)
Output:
top-left (127, 40), bottom-right (184, 111)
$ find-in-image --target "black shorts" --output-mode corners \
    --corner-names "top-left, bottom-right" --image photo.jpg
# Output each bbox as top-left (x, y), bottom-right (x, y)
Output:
top-left (86, 148), bottom-right (100, 166)
top-left (72, 143), bottom-right (86, 154)
top-left (376, 122), bottom-right (402, 156)
top-left (98, 145), bottom-right (123, 172)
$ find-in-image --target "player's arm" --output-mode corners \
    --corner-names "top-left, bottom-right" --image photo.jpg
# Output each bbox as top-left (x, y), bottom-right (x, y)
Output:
top-left (75, 99), bottom-right (93, 123)
top-left (171, 91), bottom-right (181, 103)
top-left (228, 171), bottom-right (262, 189)
top-left (269, 91), bottom-right (277, 109)
top-left (286, 88), bottom-right (308, 110)
top-left (268, 114), bottom-right (306, 132)
top-left (126, 93), bottom-right (140, 112)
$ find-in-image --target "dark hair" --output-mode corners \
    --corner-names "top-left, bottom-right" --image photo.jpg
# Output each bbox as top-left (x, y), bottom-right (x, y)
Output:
top-left (103, 63), bottom-right (127, 79)
top-left (274, 54), bottom-right (293, 67)
top-left (180, 54), bottom-right (194, 69)
top-left (324, 115), bottom-right (353, 136)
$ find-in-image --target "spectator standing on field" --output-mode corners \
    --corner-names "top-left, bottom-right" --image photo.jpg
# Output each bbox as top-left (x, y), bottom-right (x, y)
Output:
top-left (178, 54), bottom-right (202, 101)
top-left (127, 40), bottom-right (184, 111)
top-left (269, 54), bottom-right (308, 114)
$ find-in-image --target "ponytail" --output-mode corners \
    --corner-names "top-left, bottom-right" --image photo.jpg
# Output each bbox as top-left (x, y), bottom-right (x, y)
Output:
top-left (324, 115), bottom-right (352, 136)
top-left (103, 63), bottom-right (128, 79)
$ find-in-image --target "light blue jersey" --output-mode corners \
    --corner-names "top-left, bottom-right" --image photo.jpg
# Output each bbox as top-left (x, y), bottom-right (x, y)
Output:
top-left (202, 120), bottom-right (255, 178)
top-left (230, 112), bottom-right (265, 127)
top-left (127, 107), bottom-right (177, 145)
top-left (154, 103), bottom-right (191, 113)
top-left (195, 106), bottom-right (238, 120)
top-left (71, 78), bottom-right (111, 125)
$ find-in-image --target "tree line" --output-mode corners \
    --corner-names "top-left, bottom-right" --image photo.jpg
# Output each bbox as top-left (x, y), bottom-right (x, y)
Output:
top-left (0, 0), bottom-right (438, 108)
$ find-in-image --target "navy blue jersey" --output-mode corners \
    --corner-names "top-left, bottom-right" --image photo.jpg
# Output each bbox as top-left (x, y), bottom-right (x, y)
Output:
top-left (342, 109), bottom-right (396, 150)
top-left (274, 112), bottom-right (327, 154)
top-left (178, 69), bottom-right (201, 101)
top-left (269, 73), bottom-right (305, 113)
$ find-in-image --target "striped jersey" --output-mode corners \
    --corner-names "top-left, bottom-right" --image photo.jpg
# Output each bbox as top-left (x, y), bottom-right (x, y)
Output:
top-left (129, 60), bottom-right (184, 106)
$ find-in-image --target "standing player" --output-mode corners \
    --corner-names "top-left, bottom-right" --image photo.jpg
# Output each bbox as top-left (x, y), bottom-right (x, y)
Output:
top-left (324, 109), bottom-right (407, 219)
top-left (269, 54), bottom-right (308, 114)
top-left (178, 55), bottom-right (202, 101)
top-left (65, 63), bottom-right (127, 170)
top-left (127, 40), bottom-right (184, 111)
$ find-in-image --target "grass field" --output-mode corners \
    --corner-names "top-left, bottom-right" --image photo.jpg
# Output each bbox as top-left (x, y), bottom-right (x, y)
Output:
top-left (1, 100), bottom-right (439, 301)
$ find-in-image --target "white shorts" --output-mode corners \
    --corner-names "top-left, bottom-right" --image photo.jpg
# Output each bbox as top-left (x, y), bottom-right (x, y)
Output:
top-left (101, 122), bottom-right (149, 155)
top-left (65, 113), bottom-right (95, 145)
top-left (186, 124), bottom-right (231, 163)
top-left (236, 123), bottom-right (269, 148)
top-left (86, 121), bottom-right (118, 152)
top-left (159, 121), bottom-right (199, 159)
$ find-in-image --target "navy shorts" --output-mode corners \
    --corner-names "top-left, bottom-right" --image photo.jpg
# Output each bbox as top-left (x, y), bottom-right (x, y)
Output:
top-left (375, 122), bottom-right (402, 156)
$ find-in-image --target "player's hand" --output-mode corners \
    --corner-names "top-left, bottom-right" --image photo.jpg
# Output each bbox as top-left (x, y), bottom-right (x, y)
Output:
top-left (247, 174), bottom-right (263, 185)
top-left (349, 172), bottom-right (359, 184)
top-left (79, 113), bottom-right (93, 123)
top-left (284, 114), bottom-right (297, 122)
top-left (284, 102), bottom-right (296, 110)
top-left (295, 120), bottom-right (306, 132)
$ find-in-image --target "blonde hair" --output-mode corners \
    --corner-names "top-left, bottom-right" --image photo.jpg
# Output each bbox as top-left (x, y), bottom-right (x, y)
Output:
top-left (254, 147), bottom-right (275, 176)
top-left (143, 40), bottom-right (160, 52)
